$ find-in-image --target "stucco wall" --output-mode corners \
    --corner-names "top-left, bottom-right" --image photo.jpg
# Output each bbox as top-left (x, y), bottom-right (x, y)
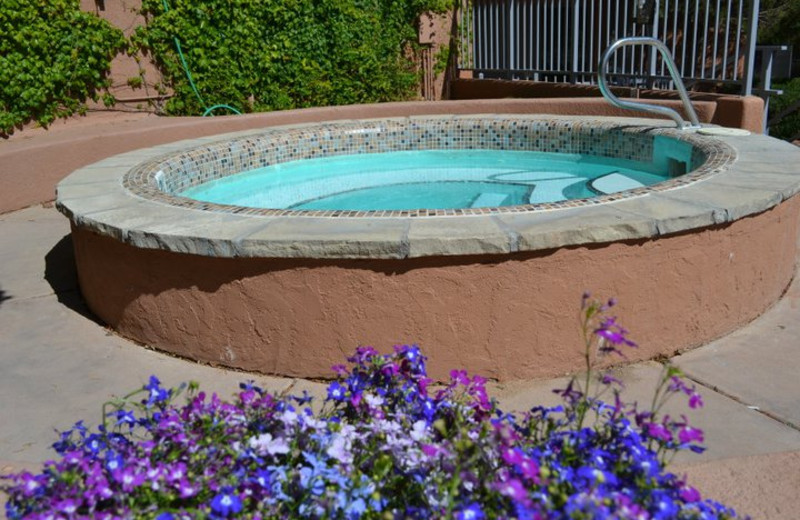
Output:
top-left (70, 195), bottom-right (799, 381)
top-left (79, 0), bottom-right (166, 107)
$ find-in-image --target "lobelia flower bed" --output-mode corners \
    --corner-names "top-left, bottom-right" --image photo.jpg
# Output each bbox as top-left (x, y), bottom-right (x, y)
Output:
top-left (3, 297), bottom-right (744, 519)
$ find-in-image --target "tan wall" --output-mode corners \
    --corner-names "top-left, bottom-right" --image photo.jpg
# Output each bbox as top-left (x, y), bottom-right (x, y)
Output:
top-left (71, 195), bottom-right (799, 381)
top-left (450, 78), bottom-right (764, 132)
top-left (79, 0), bottom-right (166, 108)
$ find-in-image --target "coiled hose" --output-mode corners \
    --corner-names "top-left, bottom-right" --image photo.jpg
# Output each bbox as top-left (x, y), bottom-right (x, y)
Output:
top-left (160, 0), bottom-right (242, 116)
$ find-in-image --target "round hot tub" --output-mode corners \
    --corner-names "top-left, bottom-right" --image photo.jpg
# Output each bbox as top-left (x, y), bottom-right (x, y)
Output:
top-left (56, 114), bottom-right (800, 380)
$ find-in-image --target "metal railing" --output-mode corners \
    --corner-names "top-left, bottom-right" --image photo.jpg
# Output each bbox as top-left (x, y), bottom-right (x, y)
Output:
top-left (599, 37), bottom-right (702, 128)
top-left (456, 0), bottom-right (760, 95)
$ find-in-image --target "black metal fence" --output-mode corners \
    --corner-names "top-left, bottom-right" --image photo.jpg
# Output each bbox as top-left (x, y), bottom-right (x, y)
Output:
top-left (456, 0), bottom-right (761, 94)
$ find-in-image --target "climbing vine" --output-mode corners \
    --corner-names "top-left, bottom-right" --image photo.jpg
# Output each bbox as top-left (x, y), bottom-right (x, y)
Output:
top-left (0, 0), bottom-right (125, 136)
top-left (0, 0), bottom-right (453, 134)
top-left (132, 0), bottom-right (453, 115)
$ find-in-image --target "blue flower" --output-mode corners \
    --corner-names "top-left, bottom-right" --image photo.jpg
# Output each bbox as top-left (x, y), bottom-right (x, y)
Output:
top-left (327, 381), bottom-right (347, 401)
top-left (144, 375), bottom-right (170, 406)
top-left (114, 409), bottom-right (136, 427)
top-left (252, 468), bottom-right (271, 488)
top-left (650, 489), bottom-right (679, 520)
top-left (455, 503), bottom-right (485, 520)
top-left (210, 487), bottom-right (243, 517)
top-left (104, 451), bottom-right (124, 473)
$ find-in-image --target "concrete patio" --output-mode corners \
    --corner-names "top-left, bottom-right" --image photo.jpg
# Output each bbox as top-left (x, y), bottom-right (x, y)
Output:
top-left (2, 108), bottom-right (800, 518)
top-left (1, 201), bottom-right (799, 518)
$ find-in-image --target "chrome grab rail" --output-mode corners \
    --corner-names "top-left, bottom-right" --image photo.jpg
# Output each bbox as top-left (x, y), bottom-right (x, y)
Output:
top-left (598, 37), bottom-right (702, 130)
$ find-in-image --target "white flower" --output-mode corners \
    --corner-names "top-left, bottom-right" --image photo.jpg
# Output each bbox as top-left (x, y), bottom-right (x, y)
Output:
top-left (410, 420), bottom-right (429, 442)
top-left (364, 393), bottom-right (385, 407)
top-left (279, 409), bottom-right (298, 425)
top-left (326, 434), bottom-right (353, 464)
top-left (248, 433), bottom-right (290, 456)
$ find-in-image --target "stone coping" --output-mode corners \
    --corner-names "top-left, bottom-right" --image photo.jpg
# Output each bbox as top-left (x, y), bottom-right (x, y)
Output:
top-left (56, 114), bottom-right (800, 259)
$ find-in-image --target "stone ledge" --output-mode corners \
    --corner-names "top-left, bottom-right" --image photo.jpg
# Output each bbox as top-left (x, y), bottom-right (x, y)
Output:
top-left (56, 115), bottom-right (800, 259)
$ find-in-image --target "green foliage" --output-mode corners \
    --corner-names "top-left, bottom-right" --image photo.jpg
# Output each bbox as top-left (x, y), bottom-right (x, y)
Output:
top-left (0, 0), bottom-right (125, 136)
top-left (132, 0), bottom-right (449, 115)
top-left (770, 78), bottom-right (800, 141)
top-left (759, 0), bottom-right (800, 52)
top-left (433, 44), bottom-right (451, 76)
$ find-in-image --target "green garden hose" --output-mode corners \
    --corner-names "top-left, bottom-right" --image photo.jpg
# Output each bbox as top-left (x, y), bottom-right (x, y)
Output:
top-left (160, 0), bottom-right (241, 116)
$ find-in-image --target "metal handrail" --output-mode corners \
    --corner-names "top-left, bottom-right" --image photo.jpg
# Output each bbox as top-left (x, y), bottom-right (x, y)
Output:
top-left (598, 37), bottom-right (702, 130)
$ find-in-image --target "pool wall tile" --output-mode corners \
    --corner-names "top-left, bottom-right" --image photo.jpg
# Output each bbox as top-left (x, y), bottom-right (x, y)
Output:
top-left (122, 117), bottom-right (736, 218)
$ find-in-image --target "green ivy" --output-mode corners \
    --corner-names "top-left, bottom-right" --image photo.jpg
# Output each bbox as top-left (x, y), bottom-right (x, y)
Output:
top-left (770, 78), bottom-right (800, 142)
top-left (132, 0), bottom-right (451, 115)
top-left (0, 0), bottom-right (125, 136)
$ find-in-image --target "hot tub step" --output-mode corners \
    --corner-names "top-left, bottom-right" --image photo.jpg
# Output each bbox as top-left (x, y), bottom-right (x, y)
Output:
top-left (590, 172), bottom-right (645, 195)
top-left (471, 192), bottom-right (510, 208)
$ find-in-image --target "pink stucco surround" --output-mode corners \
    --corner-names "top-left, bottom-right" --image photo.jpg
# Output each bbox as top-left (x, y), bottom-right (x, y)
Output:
top-left (71, 198), bottom-right (798, 381)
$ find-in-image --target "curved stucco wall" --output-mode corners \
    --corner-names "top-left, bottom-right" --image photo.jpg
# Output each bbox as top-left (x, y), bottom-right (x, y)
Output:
top-left (70, 195), bottom-right (799, 381)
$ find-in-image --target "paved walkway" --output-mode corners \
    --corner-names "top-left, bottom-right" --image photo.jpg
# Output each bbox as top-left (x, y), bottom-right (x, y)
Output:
top-left (1, 204), bottom-right (799, 518)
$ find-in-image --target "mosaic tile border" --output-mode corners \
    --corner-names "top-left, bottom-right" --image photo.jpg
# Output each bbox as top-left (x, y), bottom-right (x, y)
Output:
top-left (121, 117), bottom-right (736, 218)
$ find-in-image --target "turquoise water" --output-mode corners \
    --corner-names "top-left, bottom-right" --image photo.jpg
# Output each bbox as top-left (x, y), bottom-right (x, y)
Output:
top-left (181, 150), bottom-right (671, 211)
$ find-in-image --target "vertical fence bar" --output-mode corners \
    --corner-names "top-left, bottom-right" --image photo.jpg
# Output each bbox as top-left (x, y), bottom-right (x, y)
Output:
top-left (589, 0), bottom-right (595, 76)
top-left (680, 0), bottom-right (689, 76)
top-left (536, 0), bottom-right (540, 76)
top-left (540, 0), bottom-right (552, 70)
top-left (509, 0), bottom-right (516, 74)
top-left (529, 0), bottom-right (534, 73)
top-left (701, 0), bottom-right (710, 79)
top-left (722, 0), bottom-right (731, 79)
top-left (557, 0), bottom-right (562, 75)
top-left (580, 0), bottom-right (587, 74)
top-left (572, 0), bottom-right (580, 81)
top-left (490, 0), bottom-right (495, 70)
top-left (650, 0), bottom-right (661, 83)
top-left (622, 0), bottom-right (629, 78)
top-left (476, 0), bottom-right (482, 70)
top-left (661, 0), bottom-right (670, 77)
top-left (460, 0), bottom-right (465, 69)
top-left (691, 0), bottom-right (699, 77)
top-left (733, 0), bottom-right (743, 80)
top-left (671, 0), bottom-right (678, 60)
top-left (742, 0), bottom-right (759, 95)
top-left (712, 0), bottom-right (720, 79)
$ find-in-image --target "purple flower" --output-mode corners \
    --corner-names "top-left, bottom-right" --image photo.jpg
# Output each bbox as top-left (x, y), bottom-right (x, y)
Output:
top-left (54, 498), bottom-right (80, 514)
top-left (501, 447), bottom-right (523, 465)
top-left (679, 485), bottom-right (702, 502)
top-left (645, 422), bottom-right (673, 442)
top-left (177, 478), bottom-right (198, 498)
top-left (495, 477), bottom-right (531, 506)
top-left (688, 392), bottom-right (704, 409)
top-left (112, 466), bottom-right (145, 492)
top-left (210, 487), bottom-right (243, 517)
top-left (450, 369), bottom-right (470, 386)
top-left (517, 457), bottom-right (540, 483)
top-left (594, 317), bottom-right (637, 348)
top-left (0, 341), bottom-right (743, 520)
top-left (678, 425), bottom-right (704, 444)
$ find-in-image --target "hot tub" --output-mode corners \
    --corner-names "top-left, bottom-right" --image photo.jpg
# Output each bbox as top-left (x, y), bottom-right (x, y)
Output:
top-left (56, 114), bottom-right (800, 380)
